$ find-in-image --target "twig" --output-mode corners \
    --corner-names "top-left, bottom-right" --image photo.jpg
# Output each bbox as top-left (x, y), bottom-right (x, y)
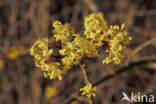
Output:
top-left (80, 65), bottom-right (89, 84)
top-left (125, 38), bottom-right (156, 64)
top-left (108, 9), bottom-right (156, 18)
top-left (80, 64), bottom-right (95, 104)
top-left (72, 93), bottom-right (88, 102)
top-left (131, 38), bottom-right (156, 57)
top-left (80, 0), bottom-right (98, 13)
top-left (64, 59), bottom-right (156, 104)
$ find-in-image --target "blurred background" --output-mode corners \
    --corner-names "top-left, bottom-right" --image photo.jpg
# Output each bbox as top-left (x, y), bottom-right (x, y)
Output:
top-left (0, 0), bottom-right (156, 104)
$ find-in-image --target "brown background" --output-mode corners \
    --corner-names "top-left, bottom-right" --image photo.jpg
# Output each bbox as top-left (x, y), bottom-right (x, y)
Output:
top-left (0, 0), bottom-right (156, 104)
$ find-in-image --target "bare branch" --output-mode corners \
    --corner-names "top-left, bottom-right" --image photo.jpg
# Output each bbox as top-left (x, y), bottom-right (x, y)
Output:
top-left (64, 59), bottom-right (156, 104)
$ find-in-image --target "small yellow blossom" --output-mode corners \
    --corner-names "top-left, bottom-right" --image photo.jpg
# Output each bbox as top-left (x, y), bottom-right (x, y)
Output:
top-left (43, 62), bottom-right (62, 80)
top-left (45, 85), bottom-right (58, 99)
top-left (30, 38), bottom-right (63, 80)
top-left (30, 38), bottom-right (53, 62)
top-left (53, 21), bottom-right (74, 43)
top-left (0, 58), bottom-right (4, 69)
top-left (102, 24), bottom-right (132, 65)
top-left (84, 12), bottom-right (107, 40)
top-left (72, 35), bottom-right (99, 57)
top-left (80, 82), bottom-right (96, 98)
top-left (6, 46), bottom-right (27, 60)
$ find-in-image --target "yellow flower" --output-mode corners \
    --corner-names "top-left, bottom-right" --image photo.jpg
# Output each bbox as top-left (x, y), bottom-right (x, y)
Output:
top-left (0, 58), bottom-right (4, 69)
top-left (45, 85), bottom-right (58, 99)
top-left (6, 46), bottom-right (27, 60)
top-left (72, 35), bottom-right (98, 57)
top-left (30, 38), bottom-right (53, 62)
top-left (43, 62), bottom-right (62, 80)
top-left (53, 21), bottom-right (74, 43)
top-left (30, 38), bottom-right (63, 80)
top-left (80, 82), bottom-right (96, 98)
top-left (102, 24), bottom-right (132, 65)
top-left (84, 12), bottom-right (107, 40)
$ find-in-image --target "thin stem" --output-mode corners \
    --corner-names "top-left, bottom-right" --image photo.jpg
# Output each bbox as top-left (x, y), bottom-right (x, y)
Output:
top-left (80, 64), bottom-right (95, 104)
top-left (80, 64), bottom-right (89, 84)
top-left (89, 96), bottom-right (95, 104)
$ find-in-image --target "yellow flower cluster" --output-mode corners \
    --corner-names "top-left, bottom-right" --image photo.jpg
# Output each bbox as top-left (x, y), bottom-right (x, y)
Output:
top-left (102, 24), bottom-right (132, 64)
top-left (83, 13), bottom-right (108, 57)
top-left (30, 12), bottom-right (131, 80)
top-left (53, 21), bottom-right (74, 43)
top-left (84, 12), bottom-right (107, 41)
top-left (80, 82), bottom-right (96, 98)
top-left (30, 38), bottom-right (62, 80)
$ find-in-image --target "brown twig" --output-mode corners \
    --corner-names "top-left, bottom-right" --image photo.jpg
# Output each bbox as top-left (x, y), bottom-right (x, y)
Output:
top-left (108, 9), bottom-right (156, 18)
top-left (80, 64), bottom-right (95, 104)
top-left (80, 65), bottom-right (89, 84)
top-left (131, 38), bottom-right (156, 57)
top-left (125, 38), bottom-right (156, 64)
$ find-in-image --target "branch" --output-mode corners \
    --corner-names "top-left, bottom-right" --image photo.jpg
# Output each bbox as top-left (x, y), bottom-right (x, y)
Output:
top-left (80, 64), bottom-right (95, 104)
top-left (64, 59), bottom-right (156, 104)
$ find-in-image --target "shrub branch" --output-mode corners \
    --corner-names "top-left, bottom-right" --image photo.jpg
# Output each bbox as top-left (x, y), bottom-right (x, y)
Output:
top-left (64, 59), bottom-right (156, 104)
